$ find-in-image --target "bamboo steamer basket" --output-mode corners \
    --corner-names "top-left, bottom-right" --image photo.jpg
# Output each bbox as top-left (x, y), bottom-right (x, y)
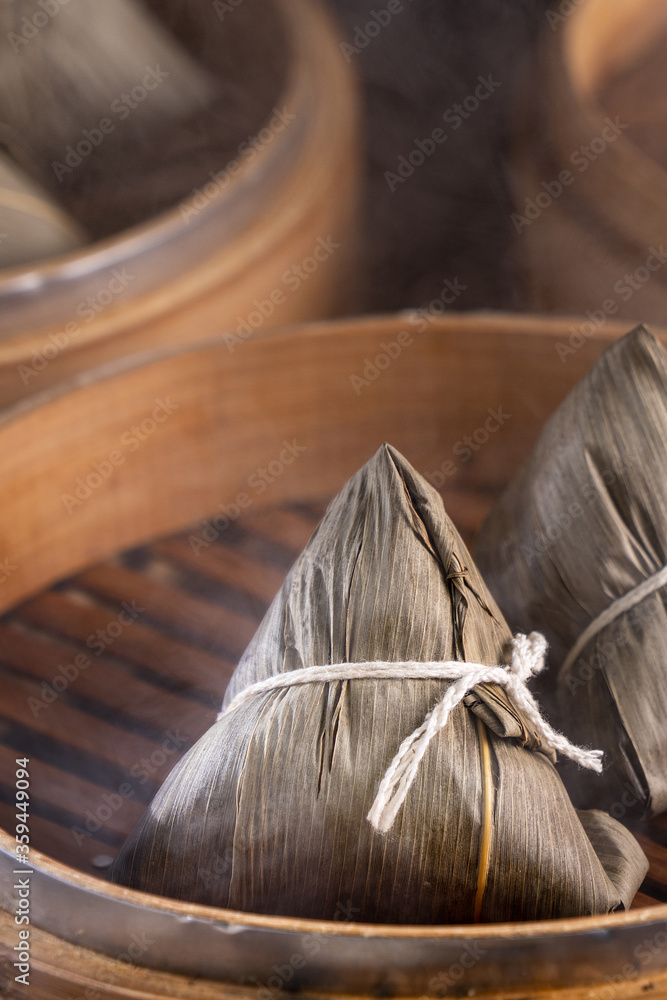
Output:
top-left (0, 0), bottom-right (359, 409)
top-left (1, 312), bottom-right (667, 999)
top-left (511, 0), bottom-right (667, 324)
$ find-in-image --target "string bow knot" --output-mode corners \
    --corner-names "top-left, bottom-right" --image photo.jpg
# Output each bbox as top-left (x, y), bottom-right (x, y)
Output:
top-left (366, 631), bottom-right (601, 833)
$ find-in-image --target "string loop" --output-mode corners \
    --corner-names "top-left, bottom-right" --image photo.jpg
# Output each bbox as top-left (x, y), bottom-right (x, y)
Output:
top-left (219, 633), bottom-right (603, 834)
top-left (560, 564), bottom-right (667, 680)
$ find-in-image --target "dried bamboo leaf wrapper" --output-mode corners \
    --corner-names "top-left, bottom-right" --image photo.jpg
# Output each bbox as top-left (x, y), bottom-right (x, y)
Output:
top-left (476, 325), bottom-right (667, 817)
top-left (111, 445), bottom-right (647, 921)
top-left (0, 153), bottom-right (87, 267)
top-left (577, 809), bottom-right (652, 908)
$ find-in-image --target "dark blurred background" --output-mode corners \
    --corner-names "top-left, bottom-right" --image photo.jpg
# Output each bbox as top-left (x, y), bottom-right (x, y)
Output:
top-left (327, 0), bottom-right (550, 312)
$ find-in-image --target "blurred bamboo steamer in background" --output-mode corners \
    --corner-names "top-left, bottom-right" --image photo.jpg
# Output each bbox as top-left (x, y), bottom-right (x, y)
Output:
top-left (0, 0), bottom-right (360, 407)
top-left (510, 0), bottom-right (667, 326)
top-left (1, 313), bottom-right (667, 999)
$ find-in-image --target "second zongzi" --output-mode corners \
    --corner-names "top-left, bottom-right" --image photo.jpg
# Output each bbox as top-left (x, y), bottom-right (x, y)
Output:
top-left (477, 325), bottom-right (667, 818)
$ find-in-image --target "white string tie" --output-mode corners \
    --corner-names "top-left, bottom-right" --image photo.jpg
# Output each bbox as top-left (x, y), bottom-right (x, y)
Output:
top-left (560, 563), bottom-right (667, 679)
top-left (219, 633), bottom-right (603, 834)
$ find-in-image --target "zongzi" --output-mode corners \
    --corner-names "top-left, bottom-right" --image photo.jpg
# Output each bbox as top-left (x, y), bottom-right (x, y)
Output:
top-left (0, 153), bottom-right (87, 267)
top-left (477, 324), bottom-right (667, 818)
top-left (110, 444), bottom-right (647, 921)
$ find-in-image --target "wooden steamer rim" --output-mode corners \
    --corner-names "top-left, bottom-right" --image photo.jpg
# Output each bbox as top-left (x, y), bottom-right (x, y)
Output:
top-left (1, 834), bottom-right (667, 991)
top-left (1, 313), bottom-right (667, 995)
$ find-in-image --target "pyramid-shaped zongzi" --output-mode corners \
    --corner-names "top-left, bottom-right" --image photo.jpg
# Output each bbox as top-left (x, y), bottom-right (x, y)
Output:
top-left (111, 444), bottom-right (647, 920)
